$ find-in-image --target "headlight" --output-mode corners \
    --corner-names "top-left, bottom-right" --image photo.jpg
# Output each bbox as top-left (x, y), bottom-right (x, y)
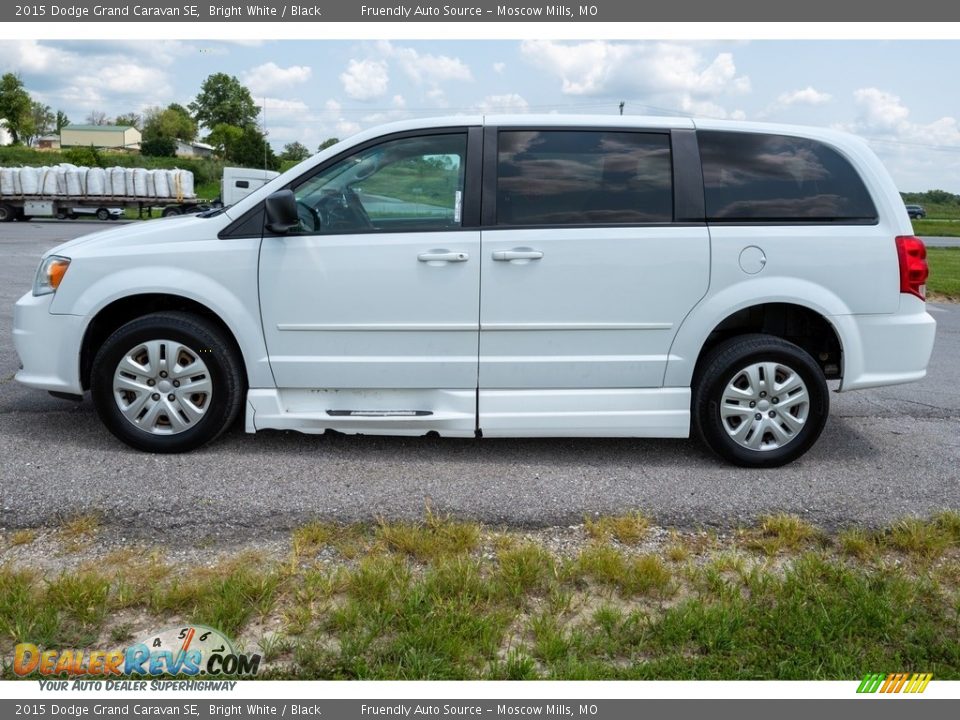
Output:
top-left (33, 255), bottom-right (71, 296)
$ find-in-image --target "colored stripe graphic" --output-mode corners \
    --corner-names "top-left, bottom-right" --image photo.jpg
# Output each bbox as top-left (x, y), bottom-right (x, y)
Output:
top-left (857, 672), bottom-right (931, 694)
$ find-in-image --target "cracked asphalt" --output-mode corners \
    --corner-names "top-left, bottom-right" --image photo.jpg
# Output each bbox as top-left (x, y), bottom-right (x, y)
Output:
top-left (1, 220), bottom-right (958, 540)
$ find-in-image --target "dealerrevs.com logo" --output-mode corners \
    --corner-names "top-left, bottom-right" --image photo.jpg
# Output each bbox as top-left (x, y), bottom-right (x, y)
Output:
top-left (857, 673), bottom-right (933, 694)
top-left (14, 625), bottom-right (261, 677)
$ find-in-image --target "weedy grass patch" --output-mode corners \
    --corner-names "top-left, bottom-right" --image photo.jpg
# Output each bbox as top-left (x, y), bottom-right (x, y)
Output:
top-left (2, 511), bottom-right (959, 680)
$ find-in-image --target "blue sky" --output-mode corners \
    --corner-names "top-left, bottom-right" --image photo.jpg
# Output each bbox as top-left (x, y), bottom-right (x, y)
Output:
top-left (3, 39), bottom-right (960, 192)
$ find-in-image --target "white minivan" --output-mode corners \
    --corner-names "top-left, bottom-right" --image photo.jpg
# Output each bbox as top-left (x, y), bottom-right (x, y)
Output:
top-left (12, 116), bottom-right (936, 466)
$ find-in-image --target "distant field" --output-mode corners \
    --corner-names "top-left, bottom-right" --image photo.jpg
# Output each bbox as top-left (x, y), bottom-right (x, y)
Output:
top-left (927, 247), bottom-right (960, 299)
top-left (912, 219), bottom-right (960, 237)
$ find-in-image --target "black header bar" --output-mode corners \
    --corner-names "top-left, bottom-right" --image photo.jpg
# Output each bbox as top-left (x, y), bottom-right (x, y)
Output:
top-left (3, 0), bottom-right (959, 23)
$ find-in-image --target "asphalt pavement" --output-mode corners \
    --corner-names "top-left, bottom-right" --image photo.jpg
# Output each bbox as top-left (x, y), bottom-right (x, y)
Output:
top-left (1, 220), bottom-right (958, 540)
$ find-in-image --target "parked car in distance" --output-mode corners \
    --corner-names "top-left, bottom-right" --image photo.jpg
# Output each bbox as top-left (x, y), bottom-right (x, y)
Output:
top-left (13, 116), bottom-right (937, 467)
top-left (905, 204), bottom-right (926, 219)
top-left (55, 207), bottom-right (124, 221)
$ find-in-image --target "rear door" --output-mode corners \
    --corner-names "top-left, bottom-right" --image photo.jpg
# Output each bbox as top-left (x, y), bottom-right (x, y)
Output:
top-left (478, 126), bottom-right (710, 433)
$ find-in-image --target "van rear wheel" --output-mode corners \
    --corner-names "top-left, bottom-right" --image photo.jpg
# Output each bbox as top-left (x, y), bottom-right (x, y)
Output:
top-left (91, 312), bottom-right (244, 453)
top-left (693, 334), bottom-right (829, 468)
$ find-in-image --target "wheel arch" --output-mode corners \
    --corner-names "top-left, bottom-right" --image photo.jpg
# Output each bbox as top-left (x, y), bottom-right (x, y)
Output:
top-left (665, 282), bottom-right (849, 388)
top-left (691, 303), bottom-right (843, 386)
top-left (80, 293), bottom-right (248, 391)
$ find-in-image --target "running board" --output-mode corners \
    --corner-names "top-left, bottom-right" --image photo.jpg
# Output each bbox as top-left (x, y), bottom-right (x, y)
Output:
top-left (246, 389), bottom-right (476, 437)
top-left (326, 410), bottom-right (433, 417)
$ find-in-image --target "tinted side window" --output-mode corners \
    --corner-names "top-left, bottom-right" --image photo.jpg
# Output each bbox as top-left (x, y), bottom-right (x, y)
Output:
top-left (699, 131), bottom-right (877, 222)
top-left (496, 130), bottom-right (673, 226)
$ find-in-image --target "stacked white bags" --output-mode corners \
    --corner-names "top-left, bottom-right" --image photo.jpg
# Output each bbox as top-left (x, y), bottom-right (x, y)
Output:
top-left (0, 164), bottom-right (196, 199)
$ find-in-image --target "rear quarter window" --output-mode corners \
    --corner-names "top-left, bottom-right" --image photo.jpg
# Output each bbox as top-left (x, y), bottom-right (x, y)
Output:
top-left (698, 131), bottom-right (877, 223)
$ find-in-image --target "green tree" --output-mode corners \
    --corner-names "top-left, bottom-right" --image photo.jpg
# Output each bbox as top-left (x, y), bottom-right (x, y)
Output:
top-left (189, 73), bottom-right (259, 131)
top-left (55, 110), bottom-right (70, 133)
top-left (63, 146), bottom-right (104, 167)
top-left (280, 141), bottom-right (310, 162)
top-left (229, 125), bottom-right (279, 170)
top-left (206, 122), bottom-right (244, 158)
top-left (318, 137), bottom-right (339, 151)
top-left (143, 104), bottom-right (197, 143)
top-left (114, 112), bottom-right (142, 129)
top-left (24, 101), bottom-right (54, 145)
top-left (140, 136), bottom-right (177, 157)
top-left (0, 73), bottom-right (34, 145)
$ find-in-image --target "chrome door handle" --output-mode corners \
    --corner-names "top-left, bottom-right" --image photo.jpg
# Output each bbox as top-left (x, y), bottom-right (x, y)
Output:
top-left (492, 250), bottom-right (544, 261)
top-left (417, 251), bottom-right (469, 263)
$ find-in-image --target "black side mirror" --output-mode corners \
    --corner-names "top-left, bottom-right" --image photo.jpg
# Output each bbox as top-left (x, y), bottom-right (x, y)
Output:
top-left (264, 190), bottom-right (299, 234)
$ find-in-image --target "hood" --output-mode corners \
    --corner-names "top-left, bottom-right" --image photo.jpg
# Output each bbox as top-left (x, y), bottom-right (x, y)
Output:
top-left (46, 213), bottom-right (233, 259)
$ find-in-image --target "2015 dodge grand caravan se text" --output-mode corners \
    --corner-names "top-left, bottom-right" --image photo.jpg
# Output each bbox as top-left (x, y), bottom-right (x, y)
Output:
top-left (12, 116), bottom-right (936, 467)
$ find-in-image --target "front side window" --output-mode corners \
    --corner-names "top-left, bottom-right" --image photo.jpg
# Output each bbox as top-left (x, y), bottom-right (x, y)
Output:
top-left (699, 131), bottom-right (877, 222)
top-left (496, 130), bottom-right (673, 226)
top-left (291, 133), bottom-right (467, 234)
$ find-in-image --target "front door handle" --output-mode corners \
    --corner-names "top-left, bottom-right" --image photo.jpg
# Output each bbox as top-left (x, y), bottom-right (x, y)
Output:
top-left (418, 251), bottom-right (469, 263)
top-left (492, 249), bottom-right (544, 261)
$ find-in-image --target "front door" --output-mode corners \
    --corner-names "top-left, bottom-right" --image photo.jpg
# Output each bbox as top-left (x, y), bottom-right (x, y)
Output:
top-left (258, 130), bottom-right (480, 393)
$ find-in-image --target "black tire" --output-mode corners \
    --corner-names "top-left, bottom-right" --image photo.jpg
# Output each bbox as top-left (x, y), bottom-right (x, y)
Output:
top-left (90, 312), bottom-right (244, 453)
top-left (162, 206), bottom-right (182, 217)
top-left (0, 204), bottom-right (14, 222)
top-left (55, 210), bottom-right (68, 220)
top-left (693, 334), bottom-right (829, 468)
top-left (96, 208), bottom-right (111, 221)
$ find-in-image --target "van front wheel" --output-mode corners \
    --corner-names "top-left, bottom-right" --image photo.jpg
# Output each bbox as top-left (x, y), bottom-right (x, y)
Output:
top-left (693, 334), bottom-right (829, 468)
top-left (91, 312), bottom-right (244, 453)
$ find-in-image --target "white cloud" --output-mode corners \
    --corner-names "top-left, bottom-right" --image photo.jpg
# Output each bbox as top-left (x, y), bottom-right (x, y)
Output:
top-left (336, 118), bottom-right (362, 137)
top-left (324, 99), bottom-right (342, 113)
top-left (377, 41), bottom-right (472, 85)
top-left (493, 62), bottom-right (506, 74)
top-left (259, 97), bottom-right (310, 118)
top-left (838, 87), bottom-right (960, 192)
top-left (392, 94), bottom-right (406, 108)
top-left (0, 40), bottom-right (78, 74)
top-left (477, 93), bottom-right (529, 114)
top-left (243, 62), bottom-right (312, 96)
top-left (521, 40), bottom-right (750, 100)
top-left (519, 40), bottom-right (749, 119)
top-left (851, 88), bottom-right (912, 134)
top-left (777, 87), bottom-right (832, 106)
top-left (339, 58), bottom-right (389, 100)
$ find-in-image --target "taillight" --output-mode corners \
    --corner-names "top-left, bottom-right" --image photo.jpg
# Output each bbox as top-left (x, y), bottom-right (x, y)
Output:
top-left (895, 235), bottom-right (928, 300)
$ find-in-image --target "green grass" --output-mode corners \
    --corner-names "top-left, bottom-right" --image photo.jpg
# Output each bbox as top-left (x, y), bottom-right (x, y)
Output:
top-left (584, 512), bottom-right (651, 545)
top-left (740, 513), bottom-right (822, 556)
top-left (927, 247), bottom-right (960, 299)
top-left (2, 512), bottom-right (959, 680)
top-left (912, 219), bottom-right (960, 237)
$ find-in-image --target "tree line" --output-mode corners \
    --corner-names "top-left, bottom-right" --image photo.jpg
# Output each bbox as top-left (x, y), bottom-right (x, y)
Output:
top-left (0, 72), bottom-right (339, 170)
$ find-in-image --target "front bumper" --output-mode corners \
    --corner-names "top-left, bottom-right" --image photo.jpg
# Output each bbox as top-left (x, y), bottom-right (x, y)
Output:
top-left (13, 292), bottom-right (85, 394)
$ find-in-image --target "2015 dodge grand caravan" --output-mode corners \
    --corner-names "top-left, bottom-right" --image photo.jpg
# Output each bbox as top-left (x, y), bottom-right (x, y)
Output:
top-left (13, 116), bottom-right (936, 467)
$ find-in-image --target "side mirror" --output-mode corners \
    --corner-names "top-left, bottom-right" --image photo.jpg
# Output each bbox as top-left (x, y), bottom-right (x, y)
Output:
top-left (264, 190), bottom-right (299, 234)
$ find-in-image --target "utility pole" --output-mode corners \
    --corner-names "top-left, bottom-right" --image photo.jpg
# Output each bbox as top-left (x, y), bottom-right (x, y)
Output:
top-left (619, 101), bottom-right (625, 116)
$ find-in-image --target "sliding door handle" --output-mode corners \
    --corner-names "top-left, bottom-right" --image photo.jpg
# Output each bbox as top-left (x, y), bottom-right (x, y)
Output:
top-left (492, 249), bottom-right (544, 261)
